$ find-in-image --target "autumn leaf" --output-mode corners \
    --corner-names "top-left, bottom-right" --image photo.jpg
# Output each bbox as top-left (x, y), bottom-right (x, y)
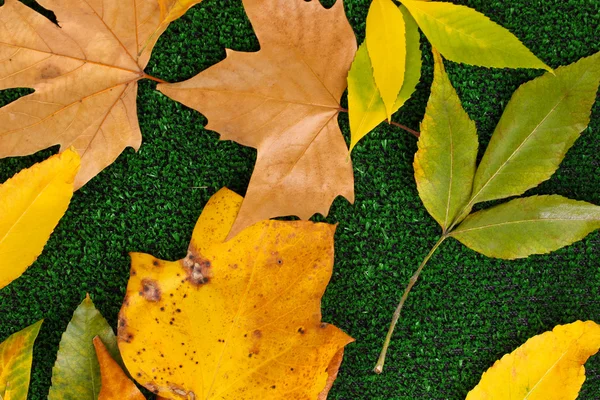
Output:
top-left (347, 5), bottom-right (421, 150)
top-left (468, 51), bottom-right (600, 208)
top-left (0, 0), bottom-right (199, 188)
top-left (467, 321), bottom-right (600, 399)
top-left (400, 0), bottom-right (550, 70)
top-left (158, 0), bottom-right (357, 239)
top-left (0, 148), bottom-right (80, 289)
top-left (366, 0), bottom-right (407, 119)
top-left (0, 321), bottom-right (43, 400)
top-left (49, 295), bottom-right (124, 400)
top-left (118, 188), bottom-right (353, 399)
top-left (414, 49), bottom-right (477, 232)
top-left (375, 50), bottom-right (600, 373)
top-left (93, 337), bottom-right (144, 400)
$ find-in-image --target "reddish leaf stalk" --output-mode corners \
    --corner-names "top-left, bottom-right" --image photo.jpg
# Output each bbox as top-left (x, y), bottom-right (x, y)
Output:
top-left (143, 74), bottom-right (168, 84)
top-left (336, 109), bottom-right (420, 138)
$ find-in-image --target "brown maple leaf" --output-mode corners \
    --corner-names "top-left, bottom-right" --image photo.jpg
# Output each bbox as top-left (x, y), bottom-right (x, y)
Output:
top-left (0, 0), bottom-right (200, 188)
top-left (158, 0), bottom-right (357, 238)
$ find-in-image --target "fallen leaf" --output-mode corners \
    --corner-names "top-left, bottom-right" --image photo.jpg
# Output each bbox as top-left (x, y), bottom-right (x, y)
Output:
top-left (0, 0), bottom-right (199, 188)
top-left (400, 0), bottom-right (550, 70)
top-left (451, 195), bottom-right (600, 259)
top-left (0, 148), bottom-right (80, 289)
top-left (414, 49), bottom-right (477, 232)
top-left (469, 51), bottom-right (600, 207)
top-left (158, 0), bottom-right (357, 238)
top-left (347, 5), bottom-right (421, 151)
top-left (159, 0), bottom-right (202, 26)
top-left (366, 0), bottom-right (406, 119)
top-left (467, 321), bottom-right (600, 399)
top-left (118, 188), bottom-right (353, 399)
top-left (49, 295), bottom-right (124, 400)
top-left (93, 337), bottom-right (144, 400)
top-left (0, 321), bottom-right (43, 400)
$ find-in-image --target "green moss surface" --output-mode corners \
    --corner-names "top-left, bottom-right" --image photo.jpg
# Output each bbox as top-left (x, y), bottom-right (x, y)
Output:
top-left (1, 0), bottom-right (599, 398)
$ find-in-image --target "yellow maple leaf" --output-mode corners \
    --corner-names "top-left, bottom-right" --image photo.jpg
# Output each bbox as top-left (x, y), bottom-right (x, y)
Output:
top-left (118, 188), bottom-right (353, 399)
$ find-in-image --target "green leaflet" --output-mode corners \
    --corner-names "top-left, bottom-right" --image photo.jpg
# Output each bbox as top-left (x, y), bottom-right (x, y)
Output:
top-left (348, 6), bottom-right (421, 151)
top-left (414, 49), bottom-right (478, 232)
top-left (49, 295), bottom-right (123, 400)
top-left (451, 195), bottom-right (600, 259)
top-left (400, 0), bottom-right (550, 71)
top-left (366, 0), bottom-right (406, 119)
top-left (0, 320), bottom-right (42, 400)
top-left (470, 51), bottom-right (600, 206)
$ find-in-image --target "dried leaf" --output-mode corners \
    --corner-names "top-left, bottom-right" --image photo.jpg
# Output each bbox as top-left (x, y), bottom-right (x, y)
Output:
top-left (49, 295), bottom-right (123, 400)
top-left (366, 0), bottom-right (406, 119)
top-left (467, 321), bottom-right (600, 399)
top-left (0, 0), bottom-right (198, 188)
top-left (158, 0), bottom-right (357, 238)
top-left (414, 49), bottom-right (477, 232)
top-left (401, 0), bottom-right (550, 70)
top-left (0, 321), bottom-right (43, 400)
top-left (451, 195), bottom-right (600, 259)
top-left (347, 5), bottom-right (421, 151)
top-left (93, 337), bottom-right (144, 400)
top-left (159, 0), bottom-right (202, 26)
top-left (118, 188), bottom-right (353, 399)
top-left (470, 51), bottom-right (600, 206)
top-left (0, 148), bottom-right (80, 289)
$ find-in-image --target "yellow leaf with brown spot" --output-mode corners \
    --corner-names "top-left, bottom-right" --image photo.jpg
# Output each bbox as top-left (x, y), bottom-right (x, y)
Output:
top-left (93, 337), bottom-right (144, 400)
top-left (467, 321), bottom-right (600, 399)
top-left (0, 320), bottom-right (43, 400)
top-left (0, 149), bottom-right (80, 289)
top-left (118, 188), bottom-right (353, 399)
top-left (159, 0), bottom-right (203, 25)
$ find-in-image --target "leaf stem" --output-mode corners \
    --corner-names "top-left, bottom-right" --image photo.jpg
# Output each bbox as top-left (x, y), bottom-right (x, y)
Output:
top-left (386, 120), bottom-right (420, 138)
top-left (374, 235), bottom-right (447, 374)
top-left (143, 74), bottom-right (168, 84)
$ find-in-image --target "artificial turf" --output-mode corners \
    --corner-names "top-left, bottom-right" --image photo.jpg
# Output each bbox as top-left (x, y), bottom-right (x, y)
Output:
top-left (1, 0), bottom-right (600, 398)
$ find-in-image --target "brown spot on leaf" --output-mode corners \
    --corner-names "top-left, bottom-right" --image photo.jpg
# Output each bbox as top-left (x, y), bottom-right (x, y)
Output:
top-left (140, 278), bottom-right (161, 302)
top-left (183, 253), bottom-right (213, 286)
top-left (253, 329), bottom-right (262, 339)
top-left (40, 64), bottom-right (61, 79)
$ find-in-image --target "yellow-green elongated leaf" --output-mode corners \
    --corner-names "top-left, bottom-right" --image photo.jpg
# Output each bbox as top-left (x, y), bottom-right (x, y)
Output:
top-left (467, 321), bottom-right (600, 399)
top-left (400, 0), bottom-right (550, 71)
top-left (414, 49), bottom-right (478, 231)
top-left (366, 0), bottom-right (406, 119)
top-left (470, 52), bottom-right (600, 206)
top-left (348, 6), bottom-right (421, 151)
top-left (49, 295), bottom-right (123, 400)
top-left (0, 149), bottom-right (80, 289)
top-left (0, 321), bottom-right (43, 400)
top-left (451, 195), bottom-right (600, 259)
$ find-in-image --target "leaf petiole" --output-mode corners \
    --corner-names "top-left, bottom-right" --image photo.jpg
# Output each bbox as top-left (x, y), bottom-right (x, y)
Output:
top-left (142, 74), bottom-right (168, 84)
top-left (374, 235), bottom-right (447, 374)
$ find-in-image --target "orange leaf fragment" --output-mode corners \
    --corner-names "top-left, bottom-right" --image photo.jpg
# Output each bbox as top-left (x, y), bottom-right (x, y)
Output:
top-left (0, 0), bottom-right (199, 188)
top-left (93, 337), bottom-right (144, 400)
top-left (158, 0), bottom-right (357, 238)
top-left (118, 188), bottom-right (353, 399)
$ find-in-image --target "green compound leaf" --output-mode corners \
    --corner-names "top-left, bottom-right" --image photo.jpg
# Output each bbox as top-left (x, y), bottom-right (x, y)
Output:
top-left (49, 295), bottom-right (123, 400)
top-left (414, 49), bottom-right (478, 232)
top-left (471, 51), bottom-right (600, 206)
top-left (400, 0), bottom-right (550, 71)
top-left (0, 320), bottom-right (42, 400)
top-left (348, 5), bottom-right (421, 151)
top-left (451, 195), bottom-right (600, 259)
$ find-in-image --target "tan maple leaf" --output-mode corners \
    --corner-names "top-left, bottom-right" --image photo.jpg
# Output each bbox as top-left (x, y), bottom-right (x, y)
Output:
top-left (158, 0), bottom-right (357, 238)
top-left (0, 0), bottom-right (200, 188)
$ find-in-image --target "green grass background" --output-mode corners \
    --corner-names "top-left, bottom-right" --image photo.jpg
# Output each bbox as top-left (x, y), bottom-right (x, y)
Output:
top-left (1, 0), bottom-right (600, 398)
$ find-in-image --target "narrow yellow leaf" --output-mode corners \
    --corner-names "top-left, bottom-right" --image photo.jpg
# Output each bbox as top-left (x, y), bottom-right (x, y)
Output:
top-left (366, 0), bottom-right (407, 119)
top-left (159, 0), bottom-right (203, 26)
top-left (93, 337), bottom-right (144, 400)
top-left (401, 0), bottom-right (551, 71)
top-left (467, 321), bottom-right (600, 399)
top-left (0, 149), bottom-right (80, 289)
top-left (348, 6), bottom-right (421, 151)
